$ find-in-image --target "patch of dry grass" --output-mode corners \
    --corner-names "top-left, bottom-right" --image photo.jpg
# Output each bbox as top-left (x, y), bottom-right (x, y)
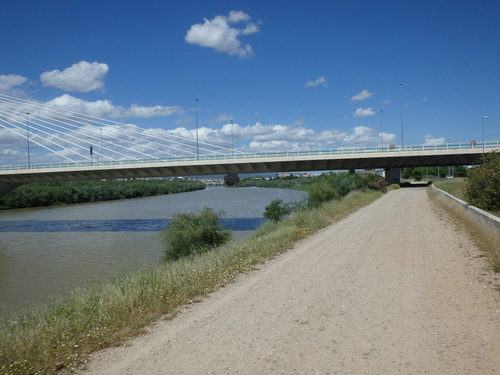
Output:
top-left (428, 187), bottom-right (500, 273)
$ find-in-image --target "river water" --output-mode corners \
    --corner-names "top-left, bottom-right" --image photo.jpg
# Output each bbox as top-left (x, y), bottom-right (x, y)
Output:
top-left (0, 187), bottom-right (307, 318)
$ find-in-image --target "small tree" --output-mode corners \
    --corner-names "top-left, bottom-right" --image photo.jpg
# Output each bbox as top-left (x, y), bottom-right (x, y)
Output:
top-left (162, 207), bottom-right (231, 262)
top-left (263, 199), bottom-right (293, 222)
top-left (224, 173), bottom-right (240, 187)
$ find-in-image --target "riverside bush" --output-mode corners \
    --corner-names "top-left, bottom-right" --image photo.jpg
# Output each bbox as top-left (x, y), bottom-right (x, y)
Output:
top-left (464, 152), bottom-right (500, 212)
top-left (263, 199), bottom-right (293, 222)
top-left (306, 172), bottom-right (370, 207)
top-left (263, 199), bottom-right (306, 222)
top-left (161, 207), bottom-right (231, 262)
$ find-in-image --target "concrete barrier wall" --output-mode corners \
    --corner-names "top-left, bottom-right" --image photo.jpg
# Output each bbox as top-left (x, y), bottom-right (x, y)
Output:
top-left (432, 185), bottom-right (500, 242)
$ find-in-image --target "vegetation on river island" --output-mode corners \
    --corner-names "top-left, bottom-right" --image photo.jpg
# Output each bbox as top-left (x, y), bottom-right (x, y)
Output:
top-left (0, 179), bottom-right (205, 210)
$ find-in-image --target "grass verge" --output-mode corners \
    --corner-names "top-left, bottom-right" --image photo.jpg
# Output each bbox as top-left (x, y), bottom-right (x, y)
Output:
top-left (433, 179), bottom-right (466, 201)
top-left (0, 189), bottom-right (382, 375)
top-left (428, 186), bottom-right (500, 273)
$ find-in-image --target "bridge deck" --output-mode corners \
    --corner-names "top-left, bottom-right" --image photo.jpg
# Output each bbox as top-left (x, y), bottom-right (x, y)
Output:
top-left (1, 145), bottom-right (498, 185)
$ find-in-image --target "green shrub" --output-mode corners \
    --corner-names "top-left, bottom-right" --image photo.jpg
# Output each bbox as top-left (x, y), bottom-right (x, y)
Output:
top-left (306, 172), bottom-right (361, 207)
top-left (464, 152), bottom-right (500, 212)
top-left (367, 176), bottom-right (388, 193)
top-left (307, 179), bottom-right (340, 207)
top-left (161, 207), bottom-right (231, 262)
top-left (263, 199), bottom-right (293, 222)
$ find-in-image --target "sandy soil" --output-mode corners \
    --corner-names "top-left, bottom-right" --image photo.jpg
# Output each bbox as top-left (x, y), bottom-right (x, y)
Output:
top-left (78, 188), bottom-right (500, 374)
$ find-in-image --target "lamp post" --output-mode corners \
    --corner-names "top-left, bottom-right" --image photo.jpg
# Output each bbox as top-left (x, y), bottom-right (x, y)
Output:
top-left (26, 112), bottom-right (31, 168)
top-left (482, 115), bottom-right (488, 164)
top-left (100, 128), bottom-right (103, 162)
top-left (380, 109), bottom-right (384, 149)
top-left (231, 119), bottom-right (234, 156)
top-left (195, 99), bottom-right (199, 160)
top-left (399, 83), bottom-right (404, 149)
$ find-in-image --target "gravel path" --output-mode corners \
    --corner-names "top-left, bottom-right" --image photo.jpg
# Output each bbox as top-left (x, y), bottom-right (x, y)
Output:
top-left (79, 188), bottom-right (500, 374)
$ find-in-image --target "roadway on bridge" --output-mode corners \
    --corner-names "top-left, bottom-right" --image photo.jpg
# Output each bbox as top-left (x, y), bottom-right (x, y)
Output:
top-left (80, 188), bottom-right (500, 374)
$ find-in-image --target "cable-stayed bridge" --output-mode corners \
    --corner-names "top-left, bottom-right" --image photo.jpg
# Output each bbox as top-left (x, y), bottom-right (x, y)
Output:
top-left (1, 94), bottom-right (499, 197)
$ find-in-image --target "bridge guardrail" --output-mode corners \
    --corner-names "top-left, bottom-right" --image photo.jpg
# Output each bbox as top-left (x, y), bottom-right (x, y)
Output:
top-left (1, 141), bottom-right (499, 172)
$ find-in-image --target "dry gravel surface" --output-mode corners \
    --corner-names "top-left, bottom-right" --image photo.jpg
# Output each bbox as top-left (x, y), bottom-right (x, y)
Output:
top-left (79, 188), bottom-right (500, 374)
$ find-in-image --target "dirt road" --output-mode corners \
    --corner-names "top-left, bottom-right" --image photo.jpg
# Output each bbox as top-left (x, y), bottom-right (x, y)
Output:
top-left (80, 188), bottom-right (500, 374)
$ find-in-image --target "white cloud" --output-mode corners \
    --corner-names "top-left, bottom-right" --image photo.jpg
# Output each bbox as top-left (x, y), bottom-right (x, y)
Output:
top-left (211, 113), bottom-right (233, 124)
top-left (423, 135), bottom-right (445, 146)
top-left (353, 107), bottom-right (376, 117)
top-left (46, 94), bottom-right (184, 119)
top-left (305, 76), bottom-right (327, 88)
top-left (380, 99), bottom-right (392, 104)
top-left (350, 89), bottom-right (374, 101)
top-left (40, 61), bottom-right (109, 92)
top-left (185, 11), bottom-right (259, 58)
top-left (0, 74), bottom-right (27, 93)
top-left (227, 10), bottom-right (250, 23)
top-left (421, 97), bottom-right (429, 101)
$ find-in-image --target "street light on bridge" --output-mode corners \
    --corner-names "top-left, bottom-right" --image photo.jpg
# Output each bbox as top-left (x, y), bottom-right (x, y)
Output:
top-left (26, 112), bottom-right (31, 168)
top-left (399, 83), bottom-right (404, 149)
top-left (231, 119), bottom-right (234, 156)
top-left (482, 115), bottom-right (488, 164)
top-left (195, 98), bottom-right (199, 160)
top-left (380, 109), bottom-right (384, 149)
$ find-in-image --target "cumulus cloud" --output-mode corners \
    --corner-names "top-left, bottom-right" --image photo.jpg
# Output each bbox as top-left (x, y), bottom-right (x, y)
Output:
top-left (0, 74), bottom-right (27, 93)
top-left (350, 89), bottom-right (374, 101)
top-left (305, 76), bottom-right (327, 88)
top-left (40, 61), bottom-right (109, 92)
top-left (353, 107), bottom-right (376, 117)
top-left (185, 11), bottom-right (259, 58)
top-left (46, 94), bottom-right (184, 119)
top-left (423, 135), bottom-right (445, 146)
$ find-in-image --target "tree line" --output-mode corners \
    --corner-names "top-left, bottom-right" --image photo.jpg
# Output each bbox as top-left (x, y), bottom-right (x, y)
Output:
top-left (0, 179), bottom-right (205, 210)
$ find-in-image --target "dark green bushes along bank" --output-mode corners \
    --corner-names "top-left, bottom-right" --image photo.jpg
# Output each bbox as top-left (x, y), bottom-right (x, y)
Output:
top-left (0, 179), bottom-right (206, 210)
top-left (237, 172), bottom-right (386, 207)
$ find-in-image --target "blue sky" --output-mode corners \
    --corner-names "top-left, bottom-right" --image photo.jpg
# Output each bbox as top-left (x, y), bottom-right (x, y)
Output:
top-left (1, 0), bottom-right (499, 164)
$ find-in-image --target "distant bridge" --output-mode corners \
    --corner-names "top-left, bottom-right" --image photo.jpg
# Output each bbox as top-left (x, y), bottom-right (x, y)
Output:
top-left (1, 93), bottom-right (498, 197)
top-left (1, 142), bottom-right (498, 197)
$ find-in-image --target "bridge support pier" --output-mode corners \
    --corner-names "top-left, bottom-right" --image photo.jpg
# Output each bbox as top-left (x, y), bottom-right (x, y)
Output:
top-left (384, 168), bottom-right (401, 184)
top-left (0, 182), bottom-right (21, 199)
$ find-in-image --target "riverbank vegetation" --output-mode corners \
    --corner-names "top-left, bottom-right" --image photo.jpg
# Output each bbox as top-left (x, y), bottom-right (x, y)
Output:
top-left (162, 207), bottom-right (231, 262)
top-left (0, 183), bottom-right (385, 374)
top-left (0, 179), bottom-right (205, 210)
top-left (237, 172), bottom-right (387, 200)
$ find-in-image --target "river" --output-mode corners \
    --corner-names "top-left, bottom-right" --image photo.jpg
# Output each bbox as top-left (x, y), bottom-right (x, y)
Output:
top-left (0, 187), bottom-right (306, 319)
